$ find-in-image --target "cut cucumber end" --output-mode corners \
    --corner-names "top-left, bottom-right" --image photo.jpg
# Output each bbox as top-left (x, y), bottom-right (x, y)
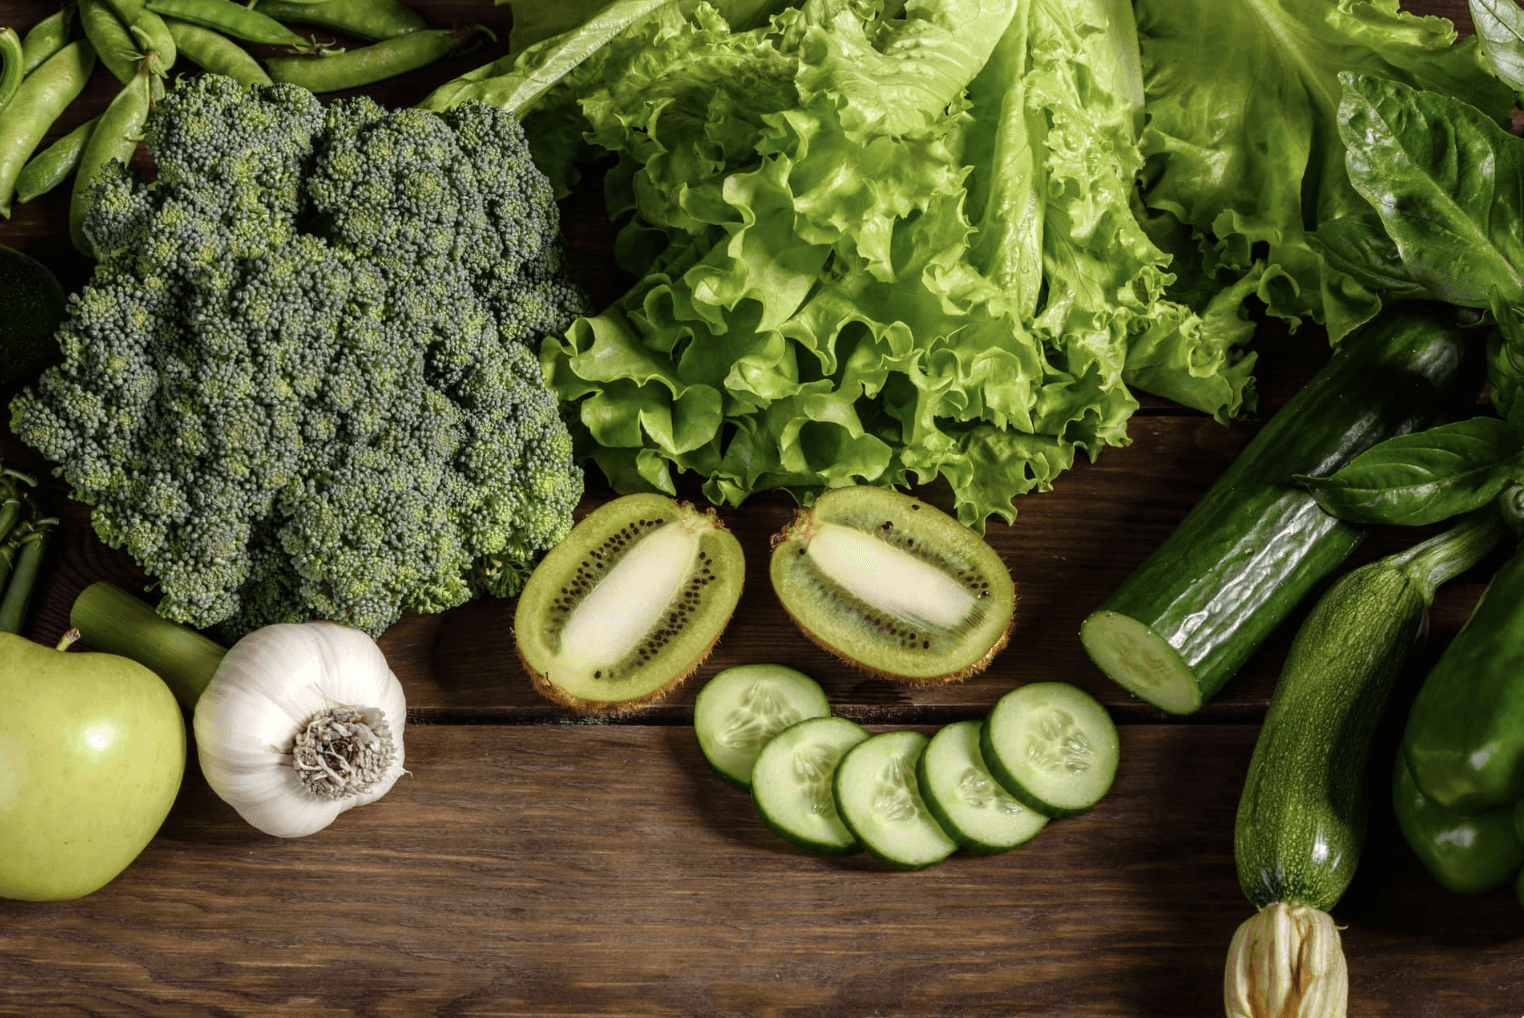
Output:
top-left (694, 664), bottom-right (832, 791)
top-left (917, 719), bottom-right (1048, 854)
top-left (982, 682), bottom-right (1120, 819)
top-left (833, 730), bottom-right (958, 870)
top-left (751, 715), bottom-right (869, 855)
top-left (1079, 610), bottom-right (1201, 715)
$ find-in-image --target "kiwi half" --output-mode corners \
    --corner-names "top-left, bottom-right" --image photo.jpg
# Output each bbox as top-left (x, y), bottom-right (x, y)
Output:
top-left (514, 493), bottom-right (744, 712)
top-left (769, 486), bottom-right (1015, 684)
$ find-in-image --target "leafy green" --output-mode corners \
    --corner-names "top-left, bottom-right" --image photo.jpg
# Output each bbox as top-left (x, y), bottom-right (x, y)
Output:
top-left (1469, 0), bottom-right (1524, 96)
top-left (1296, 417), bottom-right (1524, 526)
top-left (1337, 73), bottom-right (1524, 309)
top-left (1491, 291), bottom-right (1524, 426)
top-left (1135, 0), bottom-right (1513, 341)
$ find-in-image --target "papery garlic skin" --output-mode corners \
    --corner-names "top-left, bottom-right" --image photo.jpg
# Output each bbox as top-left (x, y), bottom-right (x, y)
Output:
top-left (193, 622), bottom-right (408, 838)
top-left (1225, 901), bottom-right (1348, 1018)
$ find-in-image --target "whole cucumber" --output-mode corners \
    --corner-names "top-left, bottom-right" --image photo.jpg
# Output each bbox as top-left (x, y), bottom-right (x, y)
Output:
top-left (1080, 310), bottom-right (1484, 714)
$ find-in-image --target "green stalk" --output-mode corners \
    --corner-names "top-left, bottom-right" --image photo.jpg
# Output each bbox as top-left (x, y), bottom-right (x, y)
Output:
top-left (0, 518), bottom-right (55, 634)
top-left (70, 581), bottom-right (227, 709)
top-left (1392, 508), bottom-right (1507, 603)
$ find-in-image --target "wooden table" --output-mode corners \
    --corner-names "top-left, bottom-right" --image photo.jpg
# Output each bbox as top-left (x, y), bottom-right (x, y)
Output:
top-left (2, 1), bottom-right (1521, 1014)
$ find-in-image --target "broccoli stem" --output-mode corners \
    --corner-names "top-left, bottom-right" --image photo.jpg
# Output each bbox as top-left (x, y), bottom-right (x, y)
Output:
top-left (69, 581), bottom-right (228, 709)
top-left (0, 518), bottom-right (55, 635)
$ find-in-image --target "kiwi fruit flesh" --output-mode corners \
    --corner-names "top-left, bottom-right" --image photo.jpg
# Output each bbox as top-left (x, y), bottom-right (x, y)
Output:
top-left (769, 486), bottom-right (1015, 683)
top-left (515, 493), bottom-right (745, 712)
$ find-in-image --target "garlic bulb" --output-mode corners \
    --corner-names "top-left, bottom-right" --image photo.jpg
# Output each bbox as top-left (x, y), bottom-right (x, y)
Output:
top-left (193, 622), bottom-right (408, 839)
top-left (1225, 901), bottom-right (1348, 1018)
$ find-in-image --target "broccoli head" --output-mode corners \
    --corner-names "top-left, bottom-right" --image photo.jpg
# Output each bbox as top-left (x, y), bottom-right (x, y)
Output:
top-left (9, 74), bottom-right (588, 639)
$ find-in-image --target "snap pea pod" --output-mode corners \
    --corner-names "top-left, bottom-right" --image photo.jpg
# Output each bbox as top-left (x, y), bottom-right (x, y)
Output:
top-left (163, 17), bottom-right (269, 85)
top-left (0, 39), bottom-right (95, 217)
top-left (266, 25), bottom-right (481, 92)
top-left (15, 114), bottom-right (97, 203)
top-left (69, 61), bottom-right (154, 255)
top-left (20, 7), bottom-right (75, 76)
top-left (250, 0), bottom-right (426, 40)
top-left (0, 29), bottom-right (21, 115)
top-left (145, 0), bottom-right (315, 50)
top-left (130, 8), bottom-right (176, 74)
top-left (80, 0), bottom-right (142, 83)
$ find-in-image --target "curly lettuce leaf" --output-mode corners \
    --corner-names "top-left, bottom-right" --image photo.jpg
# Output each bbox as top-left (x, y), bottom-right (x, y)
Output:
top-left (1135, 0), bottom-right (1513, 341)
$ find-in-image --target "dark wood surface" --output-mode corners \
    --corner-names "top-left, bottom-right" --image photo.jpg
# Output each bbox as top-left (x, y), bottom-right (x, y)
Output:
top-left (2, 1), bottom-right (1521, 1014)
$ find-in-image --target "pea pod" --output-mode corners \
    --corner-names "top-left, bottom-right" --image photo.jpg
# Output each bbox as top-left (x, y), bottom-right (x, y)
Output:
top-left (249, 0), bottom-right (427, 41)
top-left (266, 25), bottom-right (484, 93)
top-left (0, 29), bottom-right (21, 115)
top-left (145, 0), bottom-right (315, 50)
top-left (130, 9), bottom-right (176, 74)
top-left (80, 0), bottom-right (142, 84)
top-left (15, 114), bottom-right (98, 204)
top-left (163, 17), bottom-right (269, 86)
top-left (69, 61), bottom-right (153, 255)
top-left (21, 8), bottom-right (76, 76)
top-left (1393, 752), bottom-right (1524, 895)
top-left (0, 39), bottom-right (95, 218)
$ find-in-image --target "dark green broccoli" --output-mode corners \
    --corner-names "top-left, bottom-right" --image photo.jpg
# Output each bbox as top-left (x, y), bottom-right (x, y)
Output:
top-left (9, 74), bottom-right (587, 639)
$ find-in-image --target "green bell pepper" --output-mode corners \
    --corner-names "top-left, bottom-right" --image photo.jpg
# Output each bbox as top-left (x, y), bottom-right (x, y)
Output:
top-left (1393, 752), bottom-right (1524, 895)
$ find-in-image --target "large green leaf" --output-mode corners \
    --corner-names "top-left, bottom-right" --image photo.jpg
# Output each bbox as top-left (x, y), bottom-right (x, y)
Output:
top-left (1470, 0), bottom-right (1524, 95)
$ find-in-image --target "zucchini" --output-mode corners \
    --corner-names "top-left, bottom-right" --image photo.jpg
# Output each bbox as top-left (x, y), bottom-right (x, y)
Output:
top-left (1080, 310), bottom-right (1483, 714)
top-left (1402, 537), bottom-right (1524, 814)
top-left (1225, 512), bottom-right (1501, 1018)
top-left (1235, 510), bottom-right (1502, 911)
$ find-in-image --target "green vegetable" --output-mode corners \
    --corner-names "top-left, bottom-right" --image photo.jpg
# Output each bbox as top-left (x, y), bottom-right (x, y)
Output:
top-left (833, 730), bottom-right (958, 870)
top-left (8, 74), bottom-right (588, 640)
top-left (436, 0), bottom-right (1265, 529)
top-left (161, 17), bottom-right (270, 85)
top-left (981, 681), bottom-right (1119, 818)
top-left (0, 243), bottom-right (67, 392)
top-left (0, 29), bottom-right (22, 115)
top-left (1470, 0), bottom-right (1524, 97)
top-left (1393, 751), bottom-right (1524, 895)
top-left (1296, 417), bottom-right (1524, 527)
top-left (916, 718), bottom-right (1048, 855)
top-left (1235, 510), bottom-right (1504, 913)
top-left (267, 25), bottom-right (486, 93)
top-left (693, 663), bottom-right (831, 791)
top-left (144, 0), bottom-right (316, 49)
top-left (252, 0), bottom-right (428, 40)
top-left (1080, 310), bottom-right (1484, 715)
top-left (1134, 0), bottom-right (1513, 341)
top-left (69, 60), bottom-right (156, 255)
top-left (79, 0), bottom-right (144, 84)
top-left (0, 39), bottom-right (95, 217)
top-left (20, 8), bottom-right (76, 76)
top-left (15, 115), bottom-right (99, 204)
top-left (1491, 293), bottom-right (1524, 427)
top-left (1402, 538), bottom-right (1524, 814)
top-left (750, 714), bottom-right (868, 856)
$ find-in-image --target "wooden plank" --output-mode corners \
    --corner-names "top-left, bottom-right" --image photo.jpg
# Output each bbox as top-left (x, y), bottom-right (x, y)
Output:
top-left (2, 723), bottom-right (1521, 1016)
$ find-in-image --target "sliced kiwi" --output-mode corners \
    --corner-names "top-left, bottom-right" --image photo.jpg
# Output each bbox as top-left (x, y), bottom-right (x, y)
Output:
top-left (514, 493), bottom-right (744, 711)
top-left (768, 486), bottom-right (1015, 683)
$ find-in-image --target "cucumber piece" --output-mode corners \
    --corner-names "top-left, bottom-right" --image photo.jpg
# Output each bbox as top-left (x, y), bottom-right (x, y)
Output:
top-left (1235, 512), bottom-right (1502, 912)
top-left (1403, 539), bottom-right (1524, 814)
top-left (693, 664), bottom-right (831, 791)
top-left (916, 719), bottom-right (1048, 854)
top-left (750, 715), bottom-right (868, 855)
top-left (833, 730), bottom-right (958, 870)
top-left (1080, 310), bottom-right (1483, 714)
top-left (981, 682), bottom-right (1119, 818)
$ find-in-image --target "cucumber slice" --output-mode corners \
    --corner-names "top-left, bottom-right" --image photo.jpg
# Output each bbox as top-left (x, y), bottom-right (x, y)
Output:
top-left (981, 682), bottom-right (1119, 818)
top-left (916, 719), bottom-right (1048, 853)
top-left (833, 730), bottom-right (958, 870)
top-left (751, 715), bottom-right (869, 855)
top-left (694, 664), bottom-right (832, 790)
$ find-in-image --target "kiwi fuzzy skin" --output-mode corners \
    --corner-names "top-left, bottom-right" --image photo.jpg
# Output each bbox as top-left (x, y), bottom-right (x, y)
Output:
top-left (769, 495), bottom-right (1016, 685)
top-left (517, 501), bottom-right (742, 714)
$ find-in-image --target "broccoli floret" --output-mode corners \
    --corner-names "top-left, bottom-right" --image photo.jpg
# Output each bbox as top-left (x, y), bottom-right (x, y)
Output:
top-left (9, 73), bottom-right (587, 639)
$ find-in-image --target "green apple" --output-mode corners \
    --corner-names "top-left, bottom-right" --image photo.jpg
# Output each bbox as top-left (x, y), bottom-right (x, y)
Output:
top-left (0, 631), bottom-right (186, 901)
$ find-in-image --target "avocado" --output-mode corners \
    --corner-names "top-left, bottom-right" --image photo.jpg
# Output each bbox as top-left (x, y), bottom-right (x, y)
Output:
top-left (0, 244), bottom-right (66, 394)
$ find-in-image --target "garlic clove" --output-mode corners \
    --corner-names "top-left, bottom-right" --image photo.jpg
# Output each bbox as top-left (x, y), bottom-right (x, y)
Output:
top-left (1224, 900), bottom-right (1348, 1018)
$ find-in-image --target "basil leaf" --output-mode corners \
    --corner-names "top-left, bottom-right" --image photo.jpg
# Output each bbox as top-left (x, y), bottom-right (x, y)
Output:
top-left (1295, 417), bottom-right (1524, 526)
top-left (1309, 212), bottom-right (1437, 303)
top-left (1490, 289), bottom-right (1524, 427)
top-left (1470, 0), bottom-right (1524, 96)
top-left (1337, 73), bottom-right (1524, 308)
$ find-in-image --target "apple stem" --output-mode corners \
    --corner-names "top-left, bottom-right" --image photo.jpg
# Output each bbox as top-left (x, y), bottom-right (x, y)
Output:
top-left (69, 582), bottom-right (227, 711)
top-left (55, 627), bottom-right (82, 652)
